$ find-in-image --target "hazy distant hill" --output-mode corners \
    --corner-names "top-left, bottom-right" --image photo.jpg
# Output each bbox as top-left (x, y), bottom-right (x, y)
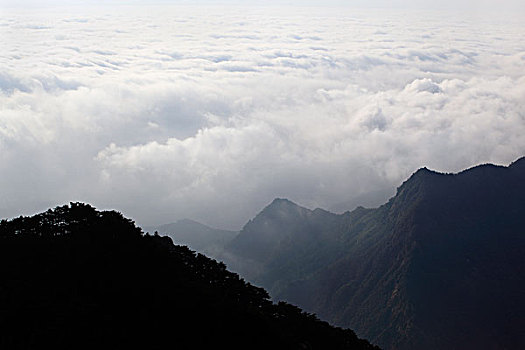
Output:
top-left (0, 203), bottom-right (379, 350)
top-left (221, 157), bottom-right (525, 349)
top-left (145, 219), bottom-right (237, 255)
top-left (222, 198), bottom-right (346, 296)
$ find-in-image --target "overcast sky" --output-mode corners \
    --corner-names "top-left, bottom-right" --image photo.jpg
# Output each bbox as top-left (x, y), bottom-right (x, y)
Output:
top-left (1, 2), bottom-right (524, 229)
top-left (2, 0), bottom-right (525, 11)
top-left (0, 0), bottom-right (524, 10)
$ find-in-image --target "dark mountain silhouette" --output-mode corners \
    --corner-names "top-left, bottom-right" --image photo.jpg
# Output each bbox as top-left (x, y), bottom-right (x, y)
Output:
top-left (0, 203), bottom-right (379, 350)
top-left (145, 218), bottom-right (237, 255)
top-left (220, 157), bottom-right (525, 349)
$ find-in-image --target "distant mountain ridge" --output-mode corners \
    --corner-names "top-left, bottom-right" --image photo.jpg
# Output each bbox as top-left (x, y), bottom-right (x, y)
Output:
top-left (218, 157), bottom-right (525, 349)
top-left (146, 218), bottom-right (237, 255)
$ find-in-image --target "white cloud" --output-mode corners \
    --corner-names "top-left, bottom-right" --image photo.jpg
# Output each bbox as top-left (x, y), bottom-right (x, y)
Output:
top-left (1, 6), bottom-right (525, 229)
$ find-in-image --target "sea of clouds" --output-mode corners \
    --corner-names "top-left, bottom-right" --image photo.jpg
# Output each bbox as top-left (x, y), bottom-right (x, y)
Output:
top-left (1, 5), bottom-right (525, 229)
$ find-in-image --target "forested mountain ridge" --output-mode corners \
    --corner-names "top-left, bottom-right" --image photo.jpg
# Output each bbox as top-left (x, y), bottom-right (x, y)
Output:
top-left (220, 157), bottom-right (525, 349)
top-left (0, 203), bottom-right (379, 350)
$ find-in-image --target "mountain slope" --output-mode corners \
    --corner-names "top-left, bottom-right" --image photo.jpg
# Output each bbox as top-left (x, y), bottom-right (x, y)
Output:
top-left (0, 203), bottom-right (379, 350)
top-left (223, 198), bottom-right (346, 295)
top-left (221, 157), bottom-right (525, 349)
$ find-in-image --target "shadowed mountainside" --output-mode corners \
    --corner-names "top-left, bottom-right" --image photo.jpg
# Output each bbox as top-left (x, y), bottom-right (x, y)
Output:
top-left (219, 157), bottom-right (525, 349)
top-left (0, 203), bottom-right (379, 350)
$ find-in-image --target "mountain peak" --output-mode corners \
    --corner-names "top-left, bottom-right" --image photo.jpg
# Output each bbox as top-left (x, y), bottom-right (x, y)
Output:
top-left (227, 198), bottom-right (340, 264)
top-left (260, 198), bottom-right (306, 217)
top-left (269, 197), bottom-right (299, 206)
top-left (176, 218), bottom-right (207, 226)
top-left (413, 166), bottom-right (441, 176)
top-left (394, 165), bottom-right (444, 199)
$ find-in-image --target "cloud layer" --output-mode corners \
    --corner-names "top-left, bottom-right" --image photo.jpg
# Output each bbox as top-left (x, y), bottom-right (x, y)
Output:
top-left (2, 6), bottom-right (525, 229)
